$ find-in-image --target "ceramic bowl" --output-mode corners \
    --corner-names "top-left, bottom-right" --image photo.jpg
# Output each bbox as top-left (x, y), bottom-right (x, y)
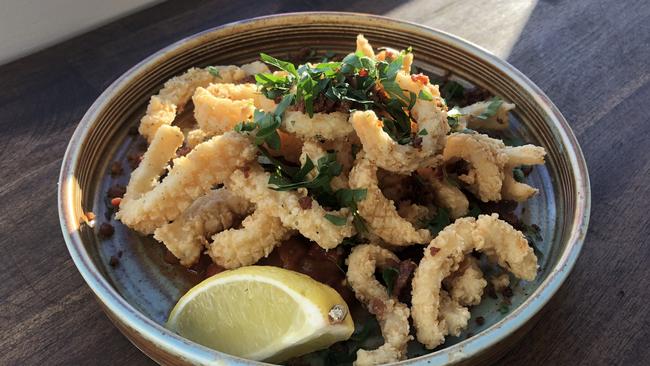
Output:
top-left (58, 12), bottom-right (590, 366)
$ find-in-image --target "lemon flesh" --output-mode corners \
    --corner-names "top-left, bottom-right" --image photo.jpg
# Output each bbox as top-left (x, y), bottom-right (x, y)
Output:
top-left (166, 266), bottom-right (354, 363)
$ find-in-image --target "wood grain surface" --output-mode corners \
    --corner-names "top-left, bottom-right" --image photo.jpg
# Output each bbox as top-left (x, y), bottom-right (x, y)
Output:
top-left (1, 0), bottom-right (648, 365)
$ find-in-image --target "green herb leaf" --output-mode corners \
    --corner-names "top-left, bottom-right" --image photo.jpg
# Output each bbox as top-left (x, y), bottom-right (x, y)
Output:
top-left (418, 128), bottom-right (429, 136)
top-left (513, 166), bottom-right (526, 183)
top-left (441, 80), bottom-right (465, 101)
top-left (381, 267), bottom-right (399, 295)
top-left (206, 66), bottom-right (220, 78)
top-left (466, 201), bottom-right (482, 218)
top-left (425, 207), bottom-right (451, 236)
top-left (418, 89), bottom-right (433, 101)
top-left (260, 53), bottom-right (297, 76)
top-left (233, 121), bottom-right (256, 132)
top-left (325, 214), bottom-right (347, 226)
top-left (477, 97), bottom-right (503, 120)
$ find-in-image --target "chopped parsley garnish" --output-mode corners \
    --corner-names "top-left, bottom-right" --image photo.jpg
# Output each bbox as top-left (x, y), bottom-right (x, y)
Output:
top-left (381, 267), bottom-right (399, 295)
top-left (447, 106), bottom-right (463, 131)
top-left (418, 89), bottom-right (433, 101)
top-left (513, 166), bottom-right (526, 183)
top-left (324, 214), bottom-right (347, 226)
top-left (521, 223), bottom-right (543, 257)
top-left (234, 94), bottom-right (293, 150)
top-left (423, 207), bottom-right (451, 236)
top-left (206, 66), bottom-right (220, 78)
top-left (477, 96), bottom-right (503, 120)
top-left (498, 304), bottom-right (510, 314)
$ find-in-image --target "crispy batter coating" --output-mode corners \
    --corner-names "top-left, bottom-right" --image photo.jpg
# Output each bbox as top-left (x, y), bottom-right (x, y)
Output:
top-left (205, 83), bottom-right (277, 112)
top-left (117, 132), bottom-right (256, 234)
top-left (208, 208), bottom-right (292, 269)
top-left (282, 110), bottom-right (354, 141)
top-left (351, 110), bottom-right (443, 174)
top-left (153, 188), bottom-right (252, 266)
top-left (347, 244), bottom-right (411, 365)
top-left (411, 214), bottom-right (537, 348)
top-left (138, 63), bottom-right (267, 141)
top-left (356, 34), bottom-right (375, 58)
top-left (186, 128), bottom-right (207, 148)
top-left (226, 166), bottom-right (355, 249)
top-left (438, 290), bottom-right (471, 337)
top-left (443, 133), bottom-right (509, 202)
top-left (417, 167), bottom-right (469, 219)
top-left (193, 87), bottom-right (255, 136)
top-left (501, 145), bottom-right (547, 202)
top-left (349, 156), bottom-right (432, 245)
top-left (490, 273), bottom-right (511, 292)
top-left (444, 256), bottom-right (487, 306)
top-left (458, 100), bottom-right (516, 130)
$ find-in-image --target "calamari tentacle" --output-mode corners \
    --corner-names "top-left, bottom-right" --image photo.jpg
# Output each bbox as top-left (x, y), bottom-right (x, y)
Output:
top-left (226, 166), bottom-right (354, 249)
top-left (350, 110), bottom-right (444, 174)
top-left (153, 188), bottom-right (252, 266)
top-left (443, 133), bottom-right (509, 202)
top-left (207, 209), bottom-right (292, 269)
top-left (443, 256), bottom-right (487, 306)
top-left (501, 145), bottom-right (547, 202)
top-left (282, 111), bottom-right (353, 141)
top-left (346, 244), bottom-right (411, 365)
top-left (438, 290), bottom-right (471, 337)
top-left (138, 62), bottom-right (268, 141)
top-left (117, 132), bottom-right (256, 234)
top-left (459, 100), bottom-right (516, 130)
top-left (349, 156), bottom-right (431, 245)
top-left (411, 214), bottom-right (537, 348)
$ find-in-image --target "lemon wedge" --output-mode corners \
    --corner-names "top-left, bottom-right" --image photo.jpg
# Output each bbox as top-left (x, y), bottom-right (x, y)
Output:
top-left (166, 266), bottom-right (354, 363)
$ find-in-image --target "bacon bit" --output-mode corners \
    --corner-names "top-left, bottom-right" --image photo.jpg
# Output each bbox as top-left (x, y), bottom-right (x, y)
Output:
top-left (385, 50), bottom-right (395, 60)
top-left (369, 298), bottom-right (386, 317)
top-left (429, 247), bottom-right (441, 256)
top-left (411, 73), bottom-right (430, 84)
top-left (205, 262), bottom-right (226, 277)
top-left (110, 197), bottom-right (122, 207)
top-left (241, 166), bottom-right (251, 178)
top-left (298, 196), bottom-right (313, 209)
top-left (107, 184), bottom-right (126, 199)
top-left (99, 223), bottom-right (115, 238)
top-left (110, 161), bottom-right (123, 176)
top-left (392, 260), bottom-right (417, 297)
top-left (177, 145), bottom-right (192, 157)
top-left (358, 68), bottom-right (368, 77)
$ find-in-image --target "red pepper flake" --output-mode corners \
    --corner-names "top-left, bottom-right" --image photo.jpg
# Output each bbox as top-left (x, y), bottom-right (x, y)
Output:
top-left (110, 197), bottom-right (122, 207)
top-left (411, 73), bottom-right (430, 84)
top-left (109, 256), bottom-right (120, 267)
top-left (110, 161), bottom-right (123, 176)
top-left (429, 247), bottom-right (440, 256)
top-left (358, 68), bottom-right (368, 77)
top-left (475, 316), bottom-right (485, 326)
top-left (298, 196), bottom-right (313, 209)
top-left (107, 184), bottom-right (126, 199)
top-left (242, 166), bottom-right (250, 178)
top-left (99, 223), bottom-right (114, 238)
top-left (369, 298), bottom-right (386, 317)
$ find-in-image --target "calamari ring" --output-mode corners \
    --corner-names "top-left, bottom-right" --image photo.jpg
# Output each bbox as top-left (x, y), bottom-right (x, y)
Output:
top-left (442, 133), bottom-right (509, 202)
top-left (501, 145), bottom-right (546, 202)
top-left (225, 166), bottom-right (355, 249)
top-left (192, 87), bottom-right (255, 136)
top-left (117, 131), bottom-right (256, 234)
top-left (355, 34), bottom-right (375, 58)
top-left (153, 188), bottom-right (252, 266)
top-left (349, 155), bottom-right (431, 245)
top-left (458, 99), bottom-right (516, 130)
top-left (346, 244), bottom-right (411, 365)
top-left (138, 62), bottom-right (269, 141)
top-left (282, 110), bottom-right (353, 141)
top-left (207, 208), bottom-right (292, 269)
top-left (205, 83), bottom-right (276, 112)
top-left (411, 214), bottom-right (537, 348)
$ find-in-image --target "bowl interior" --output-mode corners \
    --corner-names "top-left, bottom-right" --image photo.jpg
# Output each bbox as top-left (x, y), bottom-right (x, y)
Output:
top-left (60, 13), bottom-right (587, 366)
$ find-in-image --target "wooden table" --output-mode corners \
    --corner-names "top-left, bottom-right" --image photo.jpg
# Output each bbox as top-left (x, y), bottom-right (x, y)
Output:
top-left (1, 0), bottom-right (648, 365)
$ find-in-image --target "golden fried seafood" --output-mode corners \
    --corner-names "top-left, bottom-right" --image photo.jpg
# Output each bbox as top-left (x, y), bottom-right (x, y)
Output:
top-left (153, 188), bottom-right (252, 266)
top-left (347, 244), bottom-right (412, 365)
top-left (411, 214), bottom-right (537, 348)
top-left (349, 156), bottom-right (432, 245)
top-left (442, 133), bottom-right (509, 202)
top-left (205, 83), bottom-right (276, 112)
top-left (355, 34), bottom-right (375, 58)
top-left (138, 62), bottom-right (268, 141)
top-left (117, 131), bottom-right (256, 234)
top-left (490, 273), bottom-right (511, 292)
top-left (417, 167), bottom-right (470, 219)
top-left (193, 87), bottom-right (255, 136)
top-left (350, 110), bottom-right (443, 174)
top-left (443, 256), bottom-right (487, 306)
top-left (501, 145), bottom-right (547, 202)
top-left (226, 166), bottom-right (355, 249)
top-left (437, 290), bottom-right (471, 337)
top-left (207, 209), bottom-right (292, 269)
top-left (282, 110), bottom-right (354, 141)
top-left (300, 140), bottom-right (349, 190)
top-left (458, 99), bottom-right (516, 130)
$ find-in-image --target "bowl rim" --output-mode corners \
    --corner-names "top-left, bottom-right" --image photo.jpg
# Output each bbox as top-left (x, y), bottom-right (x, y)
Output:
top-left (58, 11), bottom-right (590, 366)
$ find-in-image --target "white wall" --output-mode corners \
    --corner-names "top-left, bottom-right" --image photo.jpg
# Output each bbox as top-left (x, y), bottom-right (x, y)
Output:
top-left (0, 0), bottom-right (162, 65)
